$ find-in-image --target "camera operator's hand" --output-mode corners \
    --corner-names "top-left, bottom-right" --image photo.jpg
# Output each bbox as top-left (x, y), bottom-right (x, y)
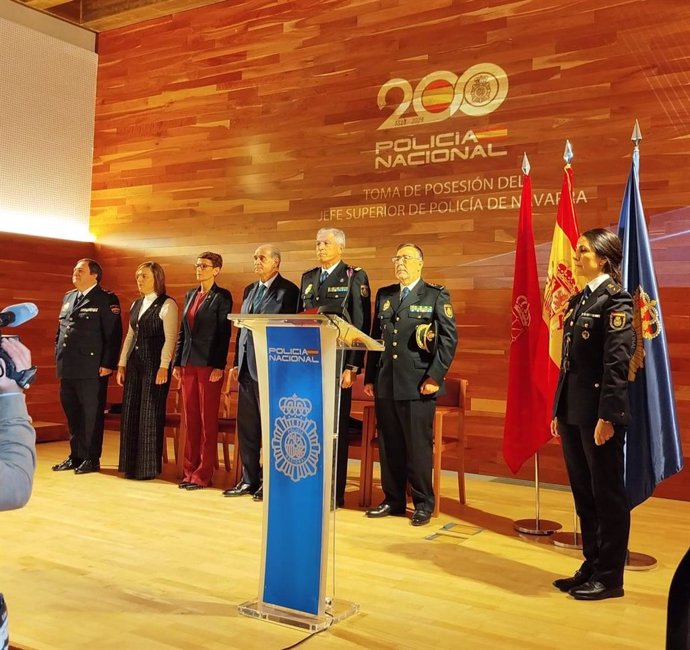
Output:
top-left (0, 337), bottom-right (32, 394)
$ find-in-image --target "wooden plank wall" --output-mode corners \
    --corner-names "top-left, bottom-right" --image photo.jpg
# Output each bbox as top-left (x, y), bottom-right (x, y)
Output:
top-left (0, 233), bottom-right (95, 433)
top-left (90, 0), bottom-right (690, 497)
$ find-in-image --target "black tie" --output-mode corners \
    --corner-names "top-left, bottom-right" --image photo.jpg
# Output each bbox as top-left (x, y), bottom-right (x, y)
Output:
top-left (75, 292), bottom-right (84, 306)
top-left (320, 270), bottom-right (328, 286)
top-left (577, 286), bottom-right (591, 316)
top-left (401, 286), bottom-right (411, 301)
top-left (251, 284), bottom-right (265, 312)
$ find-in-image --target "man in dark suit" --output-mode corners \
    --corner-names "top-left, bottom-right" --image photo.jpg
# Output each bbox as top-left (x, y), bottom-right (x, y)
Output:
top-left (298, 227), bottom-right (371, 507)
top-left (53, 258), bottom-right (122, 475)
top-left (173, 251), bottom-right (233, 490)
top-left (364, 243), bottom-right (457, 526)
top-left (223, 244), bottom-right (299, 501)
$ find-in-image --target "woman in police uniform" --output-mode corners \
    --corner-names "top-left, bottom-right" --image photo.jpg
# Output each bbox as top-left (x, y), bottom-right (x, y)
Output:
top-left (551, 228), bottom-right (634, 601)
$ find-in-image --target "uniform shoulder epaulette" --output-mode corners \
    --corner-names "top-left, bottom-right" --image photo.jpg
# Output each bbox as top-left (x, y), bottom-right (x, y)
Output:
top-left (426, 282), bottom-right (444, 291)
top-left (605, 282), bottom-right (622, 295)
top-left (303, 267), bottom-right (319, 276)
top-left (349, 265), bottom-right (362, 272)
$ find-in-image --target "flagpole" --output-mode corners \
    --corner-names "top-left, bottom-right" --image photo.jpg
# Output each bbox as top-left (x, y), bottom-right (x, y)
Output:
top-left (620, 119), bottom-right (659, 572)
top-left (552, 504), bottom-right (582, 549)
top-left (513, 452), bottom-right (561, 535)
top-left (507, 151), bottom-right (561, 536)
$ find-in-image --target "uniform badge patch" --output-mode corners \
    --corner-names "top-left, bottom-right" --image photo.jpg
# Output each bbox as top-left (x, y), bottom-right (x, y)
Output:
top-left (110, 305), bottom-right (121, 314)
top-left (382, 299), bottom-right (391, 312)
top-left (304, 283), bottom-right (313, 296)
top-left (444, 304), bottom-right (454, 318)
top-left (610, 311), bottom-right (626, 330)
top-left (360, 284), bottom-right (370, 298)
top-left (582, 331), bottom-right (590, 340)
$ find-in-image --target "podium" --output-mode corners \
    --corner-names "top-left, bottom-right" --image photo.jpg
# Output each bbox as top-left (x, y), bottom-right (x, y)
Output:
top-left (229, 313), bottom-right (383, 631)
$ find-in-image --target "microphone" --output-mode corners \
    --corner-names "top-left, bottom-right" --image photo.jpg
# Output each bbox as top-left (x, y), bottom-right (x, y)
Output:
top-left (0, 303), bottom-right (39, 328)
top-left (340, 266), bottom-right (354, 323)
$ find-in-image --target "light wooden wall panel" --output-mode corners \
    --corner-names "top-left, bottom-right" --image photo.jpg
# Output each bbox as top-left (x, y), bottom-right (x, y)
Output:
top-left (0, 233), bottom-right (95, 437)
top-left (91, 0), bottom-right (690, 497)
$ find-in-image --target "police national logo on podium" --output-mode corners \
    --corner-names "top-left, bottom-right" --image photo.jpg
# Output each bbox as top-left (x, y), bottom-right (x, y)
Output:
top-left (272, 395), bottom-right (321, 483)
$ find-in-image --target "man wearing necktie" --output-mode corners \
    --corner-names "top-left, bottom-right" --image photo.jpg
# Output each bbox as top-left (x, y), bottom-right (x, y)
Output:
top-left (298, 227), bottom-right (371, 507)
top-left (224, 245), bottom-right (299, 500)
top-left (364, 243), bottom-right (458, 526)
top-left (53, 259), bottom-right (122, 475)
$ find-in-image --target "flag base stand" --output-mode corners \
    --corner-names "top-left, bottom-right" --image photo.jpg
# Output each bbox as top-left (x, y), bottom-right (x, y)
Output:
top-left (513, 518), bottom-right (562, 536)
top-left (625, 551), bottom-right (657, 571)
top-left (552, 530), bottom-right (583, 549)
top-left (513, 453), bottom-right (562, 536)
top-left (238, 598), bottom-right (359, 632)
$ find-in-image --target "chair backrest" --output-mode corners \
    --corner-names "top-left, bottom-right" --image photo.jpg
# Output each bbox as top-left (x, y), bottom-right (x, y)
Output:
top-left (219, 371), bottom-right (238, 418)
top-left (167, 374), bottom-right (182, 412)
top-left (437, 377), bottom-right (466, 409)
top-left (351, 380), bottom-right (374, 403)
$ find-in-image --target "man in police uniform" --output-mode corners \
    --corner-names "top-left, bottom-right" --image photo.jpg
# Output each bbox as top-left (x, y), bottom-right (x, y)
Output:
top-left (53, 259), bottom-right (122, 474)
top-left (224, 244), bottom-right (300, 500)
top-left (364, 243), bottom-right (457, 526)
top-left (298, 227), bottom-right (371, 507)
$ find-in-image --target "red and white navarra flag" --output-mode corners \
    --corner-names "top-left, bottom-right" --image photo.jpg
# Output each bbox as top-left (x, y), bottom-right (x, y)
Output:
top-left (541, 163), bottom-right (584, 408)
top-left (502, 162), bottom-right (551, 473)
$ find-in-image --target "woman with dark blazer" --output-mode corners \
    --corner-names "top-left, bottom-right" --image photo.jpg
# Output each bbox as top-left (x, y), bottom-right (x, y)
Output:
top-left (173, 252), bottom-right (233, 490)
top-left (551, 228), bottom-right (634, 601)
top-left (116, 262), bottom-right (178, 480)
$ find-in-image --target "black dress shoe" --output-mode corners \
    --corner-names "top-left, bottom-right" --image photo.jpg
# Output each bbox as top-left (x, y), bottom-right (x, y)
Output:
top-left (74, 460), bottom-right (100, 475)
top-left (252, 486), bottom-right (264, 501)
top-left (185, 483), bottom-right (206, 490)
top-left (410, 509), bottom-right (432, 526)
top-left (553, 569), bottom-right (592, 592)
top-left (222, 482), bottom-right (255, 497)
top-left (569, 580), bottom-right (624, 600)
top-left (178, 481), bottom-right (193, 489)
top-left (365, 503), bottom-right (405, 518)
top-left (52, 458), bottom-right (79, 472)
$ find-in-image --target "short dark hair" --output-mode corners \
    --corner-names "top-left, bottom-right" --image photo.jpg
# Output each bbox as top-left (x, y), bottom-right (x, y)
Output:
top-left (582, 228), bottom-right (623, 284)
top-left (198, 251), bottom-right (223, 268)
top-left (136, 261), bottom-right (166, 295)
top-left (78, 258), bottom-right (103, 283)
top-left (396, 243), bottom-right (424, 261)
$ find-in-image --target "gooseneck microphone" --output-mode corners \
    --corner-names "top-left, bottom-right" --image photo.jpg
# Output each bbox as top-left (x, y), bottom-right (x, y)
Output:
top-left (0, 303), bottom-right (39, 328)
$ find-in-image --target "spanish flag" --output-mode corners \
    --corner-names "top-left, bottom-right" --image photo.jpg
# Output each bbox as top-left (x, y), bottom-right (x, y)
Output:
top-left (541, 162), bottom-right (584, 410)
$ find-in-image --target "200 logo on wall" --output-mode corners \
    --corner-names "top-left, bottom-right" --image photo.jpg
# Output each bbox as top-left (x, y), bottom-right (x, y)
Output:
top-left (377, 64), bottom-right (509, 130)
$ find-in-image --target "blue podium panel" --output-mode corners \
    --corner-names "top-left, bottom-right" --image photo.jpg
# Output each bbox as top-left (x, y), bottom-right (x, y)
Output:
top-left (263, 325), bottom-right (326, 615)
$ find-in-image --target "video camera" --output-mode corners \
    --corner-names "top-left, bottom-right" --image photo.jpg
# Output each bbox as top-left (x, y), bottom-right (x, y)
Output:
top-left (0, 303), bottom-right (38, 389)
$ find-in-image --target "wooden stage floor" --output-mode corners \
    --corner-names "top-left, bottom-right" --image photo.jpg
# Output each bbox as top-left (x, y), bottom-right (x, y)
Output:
top-left (3, 432), bottom-right (685, 649)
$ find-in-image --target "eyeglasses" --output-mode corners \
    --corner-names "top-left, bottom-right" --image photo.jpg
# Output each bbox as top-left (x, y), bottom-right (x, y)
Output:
top-left (392, 255), bottom-right (422, 264)
top-left (194, 263), bottom-right (214, 270)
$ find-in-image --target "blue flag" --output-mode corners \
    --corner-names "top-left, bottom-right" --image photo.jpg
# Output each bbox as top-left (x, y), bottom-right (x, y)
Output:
top-left (617, 149), bottom-right (683, 509)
